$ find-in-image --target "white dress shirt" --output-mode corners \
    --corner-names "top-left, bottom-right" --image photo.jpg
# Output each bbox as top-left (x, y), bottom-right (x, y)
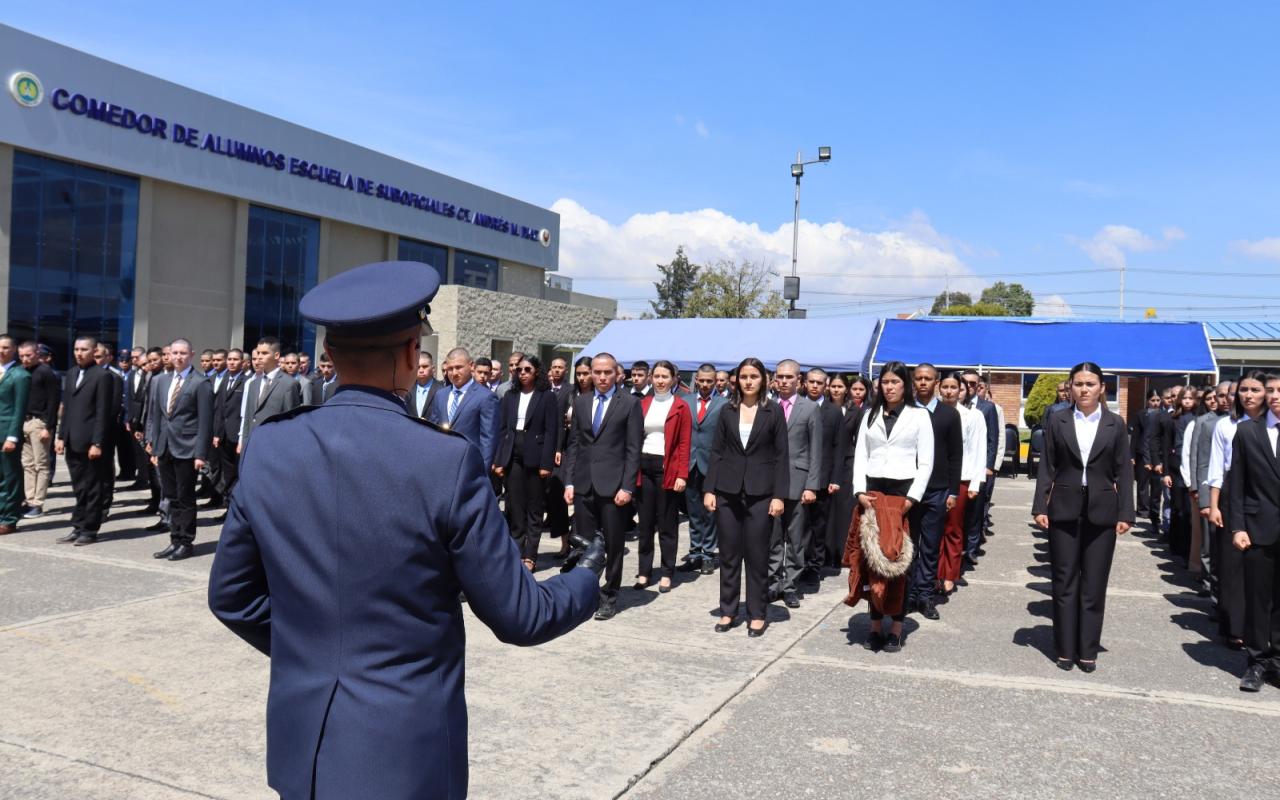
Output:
top-left (1268, 410), bottom-right (1280, 457)
top-left (957, 402), bottom-right (988, 488)
top-left (1073, 406), bottom-right (1102, 486)
top-left (1179, 419), bottom-right (1196, 488)
top-left (515, 390), bottom-right (534, 431)
top-left (1208, 415), bottom-right (1241, 489)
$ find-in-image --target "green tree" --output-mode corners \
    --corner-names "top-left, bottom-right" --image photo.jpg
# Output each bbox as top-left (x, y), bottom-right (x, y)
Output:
top-left (979, 281), bottom-right (1035, 316)
top-left (650, 246), bottom-right (700, 318)
top-left (686, 258), bottom-right (787, 318)
top-left (936, 302), bottom-right (1009, 317)
top-left (1024, 372), bottom-right (1069, 427)
top-left (930, 290), bottom-right (972, 315)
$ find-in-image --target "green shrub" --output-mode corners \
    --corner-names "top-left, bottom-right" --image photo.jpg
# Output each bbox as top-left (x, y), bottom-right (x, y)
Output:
top-left (1024, 373), bottom-right (1068, 428)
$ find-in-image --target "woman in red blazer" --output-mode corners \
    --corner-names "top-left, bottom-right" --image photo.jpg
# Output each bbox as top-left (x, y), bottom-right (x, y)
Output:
top-left (635, 360), bottom-right (692, 592)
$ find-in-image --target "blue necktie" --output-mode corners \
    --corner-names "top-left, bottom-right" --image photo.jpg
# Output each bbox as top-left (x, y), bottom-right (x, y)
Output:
top-left (592, 393), bottom-right (606, 436)
top-left (449, 388), bottom-right (463, 422)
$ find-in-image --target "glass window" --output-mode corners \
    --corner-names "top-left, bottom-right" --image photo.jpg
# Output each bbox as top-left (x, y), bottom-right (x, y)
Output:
top-left (244, 206), bottom-right (319, 354)
top-left (397, 237), bottom-right (448, 284)
top-left (7, 151), bottom-right (138, 369)
top-left (454, 250), bottom-right (499, 291)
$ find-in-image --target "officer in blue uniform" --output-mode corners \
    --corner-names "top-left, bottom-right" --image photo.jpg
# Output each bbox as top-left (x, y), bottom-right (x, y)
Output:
top-left (208, 261), bottom-right (604, 800)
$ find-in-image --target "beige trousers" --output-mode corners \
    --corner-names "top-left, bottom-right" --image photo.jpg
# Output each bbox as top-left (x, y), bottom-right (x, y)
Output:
top-left (22, 417), bottom-right (52, 508)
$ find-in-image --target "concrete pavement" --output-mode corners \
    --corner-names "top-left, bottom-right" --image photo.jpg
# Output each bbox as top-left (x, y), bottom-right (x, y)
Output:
top-left (1, 475), bottom-right (1277, 799)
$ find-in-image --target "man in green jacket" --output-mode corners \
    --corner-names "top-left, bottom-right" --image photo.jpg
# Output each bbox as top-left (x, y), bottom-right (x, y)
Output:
top-left (0, 334), bottom-right (31, 534)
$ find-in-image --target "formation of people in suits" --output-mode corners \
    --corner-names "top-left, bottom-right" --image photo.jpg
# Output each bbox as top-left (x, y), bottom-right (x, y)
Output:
top-left (13, 328), bottom-right (1280, 692)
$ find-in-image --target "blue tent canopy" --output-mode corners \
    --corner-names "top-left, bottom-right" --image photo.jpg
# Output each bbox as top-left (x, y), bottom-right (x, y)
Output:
top-left (869, 318), bottom-right (1217, 374)
top-left (578, 317), bottom-right (880, 373)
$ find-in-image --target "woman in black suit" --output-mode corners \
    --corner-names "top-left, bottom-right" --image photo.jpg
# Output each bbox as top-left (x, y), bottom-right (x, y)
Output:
top-left (495, 355), bottom-right (559, 571)
top-left (1032, 361), bottom-right (1134, 673)
top-left (704, 357), bottom-right (789, 637)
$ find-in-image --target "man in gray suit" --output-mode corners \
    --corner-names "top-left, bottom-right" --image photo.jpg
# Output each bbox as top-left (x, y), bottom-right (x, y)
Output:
top-left (680, 363), bottom-right (727, 574)
top-left (145, 338), bottom-right (214, 561)
top-left (1190, 381), bottom-right (1231, 595)
top-left (281, 352), bottom-right (314, 405)
top-left (238, 337), bottom-right (303, 452)
top-left (768, 359), bottom-right (823, 608)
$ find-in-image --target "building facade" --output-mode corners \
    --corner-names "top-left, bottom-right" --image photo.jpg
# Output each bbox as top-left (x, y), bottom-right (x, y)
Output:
top-left (0, 25), bottom-right (613, 367)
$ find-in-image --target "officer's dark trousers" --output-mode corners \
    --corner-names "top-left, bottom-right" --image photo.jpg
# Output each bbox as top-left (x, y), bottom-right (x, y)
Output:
top-left (684, 466), bottom-right (717, 562)
top-left (1242, 538), bottom-right (1280, 669)
top-left (636, 454), bottom-right (678, 580)
top-left (964, 484), bottom-right (987, 564)
top-left (115, 421), bottom-right (135, 481)
top-left (1135, 463), bottom-right (1151, 516)
top-left (157, 454), bottom-right (198, 546)
top-left (907, 487), bottom-right (949, 604)
top-left (1047, 500), bottom-right (1117, 661)
top-left (544, 474), bottom-right (569, 538)
top-left (504, 440), bottom-right (545, 562)
top-left (1215, 525), bottom-right (1247, 641)
top-left (804, 491), bottom-right (830, 572)
top-left (1168, 480), bottom-right (1191, 563)
top-left (217, 438), bottom-right (239, 500)
top-left (716, 491), bottom-right (772, 621)
top-left (769, 498), bottom-right (807, 596)
top-left (574, 490), bottom-right (629, 602)
top-left (66, 449), bottom-right (108, 533)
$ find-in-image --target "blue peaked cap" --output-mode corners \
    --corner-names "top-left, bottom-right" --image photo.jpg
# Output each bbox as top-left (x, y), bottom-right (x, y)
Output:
top-left (300, 261), bottom-right (441, 338)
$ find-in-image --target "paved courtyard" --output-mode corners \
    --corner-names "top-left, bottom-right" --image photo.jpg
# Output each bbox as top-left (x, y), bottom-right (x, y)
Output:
top-left (2, 475), bottom-right (1277, 799)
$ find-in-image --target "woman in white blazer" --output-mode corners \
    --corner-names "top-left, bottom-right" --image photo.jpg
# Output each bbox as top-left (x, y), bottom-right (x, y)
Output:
top-left (853, 361), bottom-right (934, 652)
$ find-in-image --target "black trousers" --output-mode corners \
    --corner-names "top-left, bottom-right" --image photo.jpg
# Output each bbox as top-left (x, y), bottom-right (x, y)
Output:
top-left (98, 441), bottom-right (116, 516)
top-left (1047, 503), bottom-right (1118, 661)
top-left (1146, 469), bottom-right (1166, 525)
top-left (825, 485), bottom-right (854, 569)
top-left (804, 491), bottom-right (831, 571)
top-left (115, 421), bottom-right (135, 480)
top-left (1168, 479), bottom-right (1192, 563)
top-left (907, 487), bottom-right (950, 604)
top-left (716, 491), bottom-right (772, 621)
top-left (636, 453), bottom-right (678, 580)
top-left (157, 454), bottom-right (198, 545)
top-left (1135, 463), bottom-right (1151, 516)
top-left (504, 440), bottom-right (545, 562)
top-left (1242, 538), bottom-right (1280, 669)
top-left (544, 473), bottom-right (569, 538)
top-left (217, 438), bottom-right (240, 500)
top-left (65, 449), bottom-right (109, 533)
top-left (130, 432), bottom-right (151, 488)
top-left (1215, 525), bottom-right (1247, 641)
top-left (573, 489), bottom-right (630, 601)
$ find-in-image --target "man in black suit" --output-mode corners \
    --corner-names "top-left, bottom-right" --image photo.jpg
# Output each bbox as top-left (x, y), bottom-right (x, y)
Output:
top-left (93, 342), bottom-right (124, 518)
top-left (124, 346), bottom-right (151, 491)
top-left (315, 352), bottom-right (339, 404)
top-left (145, 338), bottom-right (214, 561)
top-left (200, 348), bottom-right (230, 508)
top-left (1228, 377), bottom-right (1280, 692)
top-left (132, 348), bottom-right (164, 515)
top-left (909, 364), bottom-right (964, 619)
top-left (407, 351), bottom-right (442, 418)
top-left (238, 337), bottom-right (303, 452)
top-left (563, 353), bottom-right (643, 620)
top-left (1144, 388), bottom-right (1175, 532)
top-left (54, 336), bottom-right (114, 545)
top-left (802, 368), bottom-right (842, 583)
top-left (114, 346), bottom-right (137, 483)
top-left (212, 347), bottom-right (247, 516)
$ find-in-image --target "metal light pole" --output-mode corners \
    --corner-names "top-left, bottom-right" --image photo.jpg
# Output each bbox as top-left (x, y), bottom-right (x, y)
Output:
top-left (786, 146), bottom-right (831, 319)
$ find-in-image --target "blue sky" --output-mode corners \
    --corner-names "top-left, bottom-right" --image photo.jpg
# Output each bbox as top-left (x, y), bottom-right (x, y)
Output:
top-left (10, 3), bottom-right (1280, 318)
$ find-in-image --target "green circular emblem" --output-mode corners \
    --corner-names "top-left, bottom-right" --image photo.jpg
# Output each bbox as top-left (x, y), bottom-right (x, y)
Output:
top-left (8, 72), bottom-right (43, 107)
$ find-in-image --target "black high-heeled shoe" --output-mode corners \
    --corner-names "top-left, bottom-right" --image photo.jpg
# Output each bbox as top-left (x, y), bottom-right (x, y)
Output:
top-left (1076, 659), bottom-right (1096, 674)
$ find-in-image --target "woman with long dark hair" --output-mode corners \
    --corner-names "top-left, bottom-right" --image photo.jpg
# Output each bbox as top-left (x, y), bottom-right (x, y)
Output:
top-left (849, 361), bottom-right (934, 653)
top-left (827, 374), bottom-right (850, 412)
top-left (634, 360), bottom-right (692, 592)
top-left (937, 372), bottom-right (985, 597)
top-left (495, 356), bottom-right (558, 571)
top-left (849, 375), bottom-right (873, 410)
top-left (1208, 371), bottom-right (1268, 650)
top-left (1032, 362), bottom-right (1134, 672)
top-left (704, 357), bottom-right (789, 637)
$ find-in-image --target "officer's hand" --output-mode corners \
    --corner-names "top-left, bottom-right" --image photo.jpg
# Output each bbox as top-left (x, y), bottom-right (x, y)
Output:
top-left (133, 431), bottom-right (143, 442)
top-left (564, 486), bottom-right (574, 505)
top-left (1034, 514), bottom-right (1049, 530)
top-left (801, 489), bottom-right (817, 505)
top-left (1209, 507), bottom-right (1223, 528)
top-left (673, 478), bottom-right (686, 493)
top-left (968, 489), bottom-right (979, 500)
top-left (574, 533), bottom-right (608, 578)
top-left (55, 439), bottom-right (65, 456)
top-left (1162, 476), bottom-right (1173, 489)
top-left (613, 489), bottom-right (632, 507)
top-left (194, 458), bottom-right (205, 471)
top-left (555, 452), bottom-right (562, 467)
top-left (539, 469), bottom-right (552, 478)
top-left (212, 436), bottom-right (220, 448)
top-left (40, 429), bottom-right (51, 443)
top-left (768, 499), bottom-right (784, 517)
top-left (945, 495), bottom-right (957, 511)
top-left (827, 483), bottom-right (840, 494)
top-left (88, 445), bottom-right (102, 460)
top-left (704, 492), bottom-right (716, 513)
top-left (1, 441), bottom-right (14, 454)
top-left (1234, 530), bottom-right (1252, 551)
top-left (493, 466), bottom-right (505, 478)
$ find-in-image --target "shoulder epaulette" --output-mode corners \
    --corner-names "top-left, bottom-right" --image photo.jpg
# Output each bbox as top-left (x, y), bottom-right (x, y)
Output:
top-left (259, 404), bottom-right (323, 426)
top-left (417, 417), bottom-right (465, 438)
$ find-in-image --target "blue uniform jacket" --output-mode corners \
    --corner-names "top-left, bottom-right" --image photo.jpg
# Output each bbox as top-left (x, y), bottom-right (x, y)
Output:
top-left (208, 386), bottom-right (598, 800)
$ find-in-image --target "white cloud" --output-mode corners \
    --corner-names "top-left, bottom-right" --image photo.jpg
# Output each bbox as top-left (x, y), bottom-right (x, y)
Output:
top-left (1071, 224), bottom-right (1183, 270)
top-left (552, 200), bottom-right (976, 316)
top-left (694, 120), bottom-right (710, 139)
top-left (1230, 237), bottom-right (1280, 261)
top-left (1036, 294), bottom-right (1075, 318)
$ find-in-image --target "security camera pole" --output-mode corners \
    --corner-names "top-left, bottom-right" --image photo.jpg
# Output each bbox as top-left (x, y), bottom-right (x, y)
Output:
top-left (788, 146), bottom-right (832, 320)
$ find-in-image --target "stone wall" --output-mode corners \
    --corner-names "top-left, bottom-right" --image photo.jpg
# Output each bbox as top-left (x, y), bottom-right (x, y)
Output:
top-left (428, 284), bottom-right (611, 364)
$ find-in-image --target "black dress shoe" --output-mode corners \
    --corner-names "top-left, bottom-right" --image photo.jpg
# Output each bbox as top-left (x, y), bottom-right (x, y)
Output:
top-left (677, 560), bottom-right (699, 573)
top-left (153, 543), bottom-right (178, 559)
top-left (594, 602), bottom-right (617, 621)
top-left (699, 561), bottom-right (716, 575)
top-left (1076, 659), bottom-right (1097, 674)
top-left (747, 621), bottom-right (768, 638)
top-left (167, 544), bottom-right (194, 561)
top-left (974, 547), bottom-right (987, 558)
top-left (72, 533), bottom-right (98, 546)
top-left (783, 592), bottom-right (801, 609)
top-left (144, 521), bottom-right (170, 533)
top-left (631, 580), bottom-right (650, 591)
top-left (920, 601), bottom-right (941, 621)
top-left (1240, 664), bottom-right (1266, 692)
top-left (714, 620), bottom-right (733, 633)
top-left (1056, 658), bottom-right (1074, 671)
top-left (141, 504), bottom-right (160, 515)
top-left (863, 631), bottom-right (885, 652)
top-left (882, 633), bottom-right (903, 653)
top-left (57, 530), bottom-right (81, 544)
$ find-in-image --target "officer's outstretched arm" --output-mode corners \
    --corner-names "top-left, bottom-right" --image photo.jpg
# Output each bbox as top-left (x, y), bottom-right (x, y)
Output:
top-left (208, 496), bottom-right (272, 656)
top-left (449, 445), bottom-right (598, 645)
